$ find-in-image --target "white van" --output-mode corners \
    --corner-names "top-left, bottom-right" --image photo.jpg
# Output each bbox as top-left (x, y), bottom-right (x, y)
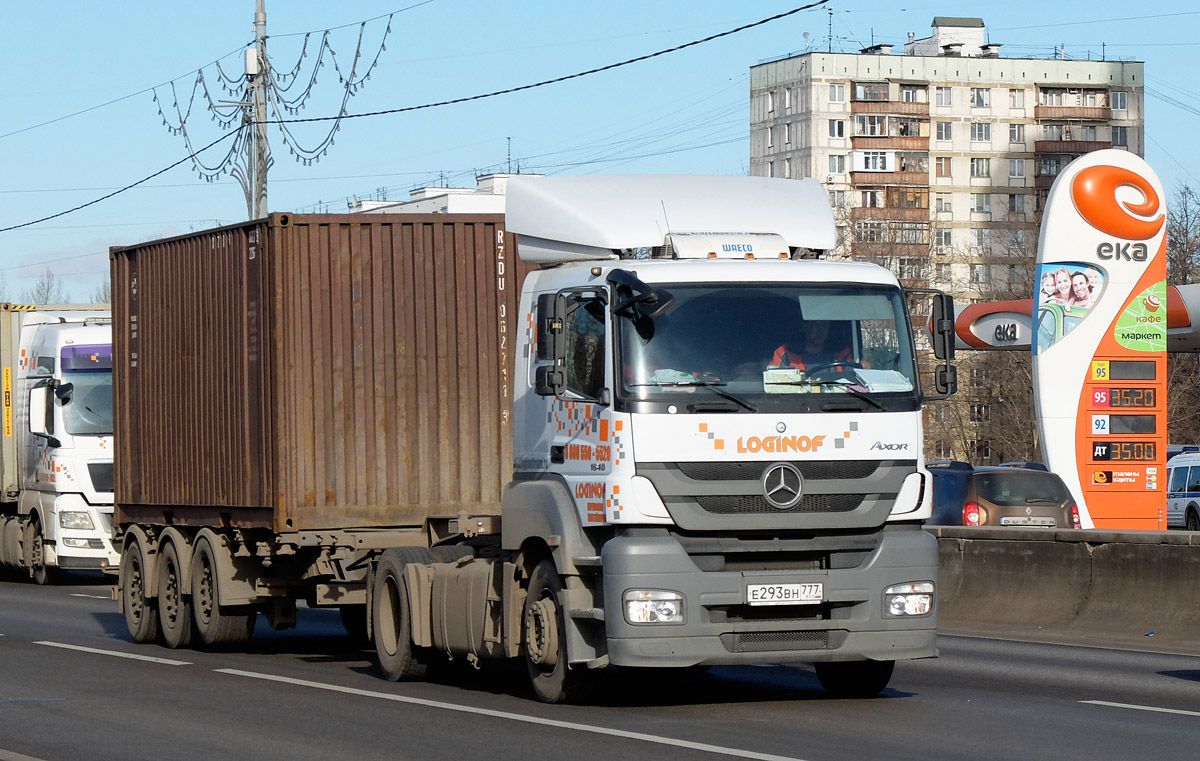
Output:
top-left (1165, 451), bottom-right (1200, 530)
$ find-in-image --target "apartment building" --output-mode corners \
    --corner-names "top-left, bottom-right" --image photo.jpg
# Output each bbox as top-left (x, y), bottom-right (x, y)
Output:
top-left (749, 18), bottom-right (1145, 464)
top-left (750, 17), bottom-right (1143, 290)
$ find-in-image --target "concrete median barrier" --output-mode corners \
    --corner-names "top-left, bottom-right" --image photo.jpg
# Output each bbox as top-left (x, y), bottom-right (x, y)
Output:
top-left (928, 527), bottom-right (1200, 651)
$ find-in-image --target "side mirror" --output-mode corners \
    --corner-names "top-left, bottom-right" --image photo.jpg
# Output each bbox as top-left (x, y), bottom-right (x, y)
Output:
top-left (535, 293), bottom-right (563, 362)
top-left (535, 365), bottom-right (565, 397)
top-left (931, 293), bottom-right (956, 361)
top-left (28, 382), bottom-right (56, 442)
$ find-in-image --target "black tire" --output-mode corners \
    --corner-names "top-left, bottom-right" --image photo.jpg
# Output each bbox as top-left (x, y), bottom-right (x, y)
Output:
top-left (28, 522), bottom-right (55, 586)
top-left (191, 537), bottom-right (256, 648)
top-left (121, 539), bottom-right (160, 644)
top-left (524, 559), bottom-right (593, 704)
top-left (814, 659), bottom-right (895, 698)
top-left (372, 547), bottom-right (435, 681)
top-left (157, 541), bottom-right (194, 649)
top-left (1187, 508), bottom-right (1200, 532)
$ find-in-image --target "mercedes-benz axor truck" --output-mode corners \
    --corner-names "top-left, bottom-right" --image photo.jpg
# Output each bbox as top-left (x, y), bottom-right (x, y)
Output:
top-left (112, 175), bottom-right (956, 702)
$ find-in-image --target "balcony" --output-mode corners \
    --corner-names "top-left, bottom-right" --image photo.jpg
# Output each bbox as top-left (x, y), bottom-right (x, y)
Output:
top-left (850, 170), bottom-right (929, 187)
top-left (849, 207), bottom-right (931, 222)
top-left (1035, 174), bottom-right (1060, 189)
top-left (1034, 105), bottom-right (1112, 120)
top-left (852, 100), bottom-right (930, 116)
top-left (851, 136), bottom-right (930, 151)
top-left (1033, 140), bottom-right (1112, 154)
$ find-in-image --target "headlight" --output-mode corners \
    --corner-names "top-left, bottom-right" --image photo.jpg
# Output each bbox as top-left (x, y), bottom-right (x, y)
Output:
top-left (624, 590), bottom-right (685, 624)
top-left (59, 511), bottom-right (94, 530)
top-left (884, 582), bottom-right (934, 618)
top-left (62, 537), bottom-right (92, 549)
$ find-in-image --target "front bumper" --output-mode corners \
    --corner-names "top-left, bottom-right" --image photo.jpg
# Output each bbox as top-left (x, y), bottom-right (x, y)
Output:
top-left (600, 524), bottom-right (938, 667)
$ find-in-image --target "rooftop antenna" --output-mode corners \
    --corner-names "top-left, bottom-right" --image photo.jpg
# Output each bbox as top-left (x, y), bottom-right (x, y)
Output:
top-left (507, 137), bottom-right (512, 174)
top-left (828, 8), bottom-right (833, 53)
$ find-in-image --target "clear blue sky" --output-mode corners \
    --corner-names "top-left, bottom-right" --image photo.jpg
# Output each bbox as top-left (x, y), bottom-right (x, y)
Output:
top-left (1, 1), bottom-right (1197, 301)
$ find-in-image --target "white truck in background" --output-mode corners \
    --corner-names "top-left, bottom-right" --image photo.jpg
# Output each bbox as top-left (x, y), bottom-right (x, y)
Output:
top-left (0, 304), bottom-right (117, 583)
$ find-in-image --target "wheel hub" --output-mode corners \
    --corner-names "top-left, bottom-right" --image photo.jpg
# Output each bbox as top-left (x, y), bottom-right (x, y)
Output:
top-left (525, 596), bottom-right (559, 668)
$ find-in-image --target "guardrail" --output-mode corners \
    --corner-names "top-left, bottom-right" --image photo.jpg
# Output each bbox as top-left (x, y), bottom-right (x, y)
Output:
top-left (927, 527), bottom-right (1200, 651)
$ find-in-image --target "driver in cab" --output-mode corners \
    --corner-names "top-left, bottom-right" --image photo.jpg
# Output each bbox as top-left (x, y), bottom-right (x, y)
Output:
top-left (769, 319), bottom-right (861, 373)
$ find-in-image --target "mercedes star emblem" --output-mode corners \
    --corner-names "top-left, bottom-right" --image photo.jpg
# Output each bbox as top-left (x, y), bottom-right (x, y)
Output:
top-left (762, 462), bottom-right (804, 510)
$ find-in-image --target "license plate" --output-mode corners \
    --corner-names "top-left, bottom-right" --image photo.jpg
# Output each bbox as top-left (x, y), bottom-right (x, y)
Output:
top-left (1000, 516), bottom-right (1055, 527)
top-left (746, 583), bottom-right (823, 606)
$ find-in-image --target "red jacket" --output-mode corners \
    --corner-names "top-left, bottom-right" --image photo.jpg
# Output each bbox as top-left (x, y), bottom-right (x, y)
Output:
top-left (770, 344), bottom-right (853, 370)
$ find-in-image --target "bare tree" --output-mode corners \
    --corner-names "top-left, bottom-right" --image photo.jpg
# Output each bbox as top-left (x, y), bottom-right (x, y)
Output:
top-left (90, 274), bottom-right (112, 304)
top-left (21, 267), bottom-right (70, 305)
top-left (1166, 183), bottom-right (1200, 445)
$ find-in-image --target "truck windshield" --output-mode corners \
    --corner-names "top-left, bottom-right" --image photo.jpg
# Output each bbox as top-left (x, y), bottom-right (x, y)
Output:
top-left (617, 284), bottom-right (918, 412)
top-left (60, 344), bottom-right (113, 436)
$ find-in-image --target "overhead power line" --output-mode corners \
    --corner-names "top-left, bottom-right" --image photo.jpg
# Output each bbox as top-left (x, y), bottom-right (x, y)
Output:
top-left (0, 2), bottom-right (827, 234)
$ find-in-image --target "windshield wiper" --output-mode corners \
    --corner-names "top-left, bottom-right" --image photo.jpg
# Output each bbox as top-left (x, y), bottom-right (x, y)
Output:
top-left (767, 379), bottom-right (886, 411)
top-left (628, 381), bottom-right (757, 412)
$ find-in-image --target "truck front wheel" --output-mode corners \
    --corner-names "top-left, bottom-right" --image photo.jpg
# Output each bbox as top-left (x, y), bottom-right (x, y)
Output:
top-left (373, 547), bottom-right (435, 681)
top-left (121, 539), bottom-right (160, 644)
top-left (814, 659), bottom-right (895, 698)
top-left (524, 559), bottom-right (592, 704)
top-left (27, 520), bottom-right (55, 586)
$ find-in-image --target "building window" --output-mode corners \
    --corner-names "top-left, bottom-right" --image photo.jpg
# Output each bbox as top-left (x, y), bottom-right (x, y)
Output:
top-left (972, 193), bottom-right (991, 214)
top-left (829, 189), bottom-right (846, 207)
top-left (1009, 193), bottom-right (1024, 213)
top-left (970, 122), bottom-right (992, 142)
top-left (768, 161), bottom-right (775, 178)
top-left (936, 86), bottom-right (952, 107)
top-left (1040, 88), bottom-right (1064, 107)
top-left (935, 193), bottom-right (952, 213)
top-left (972, 228), bottom-right (991, 249)
top-left (1043, 123), bottom-right (1064, 141)
top-left (855, 114), bottom-right (888, 136)
top-left (862, 151), bottom-right (889, 170)
top-left (829, 83), bottom-right (846, 103)
top-left (1009, 88), bottom-right (1025, 109)
top-left (767, 91), bottom-right (775, 113)
top-left (936, 121), bottom-right (953, 141)
top-left (934, 440), bottom-right (954, 459)
top-left (971, 158), bottom-right (991, 178)
top-left (854, 220), bottom-right (887, 243)
top-left (829, 154), bottom-right (846, 173)
top-left (899, 257), bottom-right (926, 279)
top-left (896, 153), bottom-right (928, 173)
top-left (1040, 156), bottom-right (1063, 176)
top-left (935, 228), bottom-right (953, 250)
top-left (935, 156), bottom-right (952, 178)
top-left (970, 404), bottom-right (992, 424)
top-left (900, 84), bottom-right (924, 103)
top-left (862, 190), bottom-right (884, 208)
top-left (970, 263), bottom-right (990, 284)
top-left (784, 123), bottom-right (792, 145)
top-left (1010, 123), bottom-right (1025, 143)
top-left (1009, 159), bottom-right (1026, 179)
top-left (829, 119), bottom-right (845, 138)
top-left (784, 158), bottom-right (792, 179)
top-left (1008, 229), bottom-right (1027, 249)
top-left (895, 223), bottom-right (929, 244)
top-left (936, 262), bottom-right (952, 284)
top-left (971, 440), bottom-right (993, 461)
top-left (1079, 124), bottom-right (1097, 141)
top-left (854, 82), bottom-right (888, 101)
top-left (970, 88), bottom-right (991, 108)
top-left (970, 367), bottom-right (991, 387)
top-left (767, 126), bottom-right (774, 148)
top-left (1111, 90), bottom-right (1128, 111)
top-left (1113, 126), bottom-right (1129, 147)
top-left (784, 87), bottom-right (792, 111)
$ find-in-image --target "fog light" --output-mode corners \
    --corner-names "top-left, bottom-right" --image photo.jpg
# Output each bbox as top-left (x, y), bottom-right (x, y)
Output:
top-left (884, 582), bottom-right (934, 617)
top-left (624, 590), bottom-right (684, 624)
top-left (59, 511), bottom-right (94, 530)
top-left (62, 537), bottom-right (91, 549)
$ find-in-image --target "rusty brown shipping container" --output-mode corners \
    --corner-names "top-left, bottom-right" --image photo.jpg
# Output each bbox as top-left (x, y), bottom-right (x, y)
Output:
top-left (111, 213), bottom-right (529, 533)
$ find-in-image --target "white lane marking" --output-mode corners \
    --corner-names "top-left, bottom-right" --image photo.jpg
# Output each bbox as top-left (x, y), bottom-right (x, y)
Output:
top-left (216, 668), bottom-right (808, 761)
top-left (69, 593), bottom-right (110, 599)
top-left (35, 641), bottom-right (191, 666)
top-left (1082, 700), bottom-right (1200, 718)
top-left (0, 748), bottom-right (55, 761)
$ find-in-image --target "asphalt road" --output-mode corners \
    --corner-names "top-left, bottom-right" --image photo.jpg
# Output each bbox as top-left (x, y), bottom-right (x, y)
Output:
top-left (2, 571), bottom-right (1198, 761)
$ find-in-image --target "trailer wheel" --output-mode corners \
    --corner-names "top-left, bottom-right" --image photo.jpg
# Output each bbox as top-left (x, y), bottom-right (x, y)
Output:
top-left (191, 537), bottom-right (256, 648)
top-left (157, 541), bottom-right (194, 649)
top-left (121, 539), bottom-right (160, 644)
top-left (814, 659), bottom-right (895, 698)
top-left (524, 559), bottom-right (592, 704)
top-left (373, 547), bottom-right (435, 681)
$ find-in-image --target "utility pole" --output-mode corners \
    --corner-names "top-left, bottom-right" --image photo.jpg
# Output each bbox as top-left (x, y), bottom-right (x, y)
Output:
top-left (248, 0), bottom-right (270, 219)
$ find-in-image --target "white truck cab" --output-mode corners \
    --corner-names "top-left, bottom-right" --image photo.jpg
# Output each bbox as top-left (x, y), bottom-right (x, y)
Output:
top-left (0, 305), bottom-right (117, 582)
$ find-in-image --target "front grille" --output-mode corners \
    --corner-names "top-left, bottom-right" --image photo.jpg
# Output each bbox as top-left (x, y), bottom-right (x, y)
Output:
top-left (677, 460), bottom-right (880, 482)
top-left (724, 630), bottom-right (829, 652)
top-left (88, 462), bottom-right (114, 492)
top-left (696, 493), bottom-right (864, 514)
